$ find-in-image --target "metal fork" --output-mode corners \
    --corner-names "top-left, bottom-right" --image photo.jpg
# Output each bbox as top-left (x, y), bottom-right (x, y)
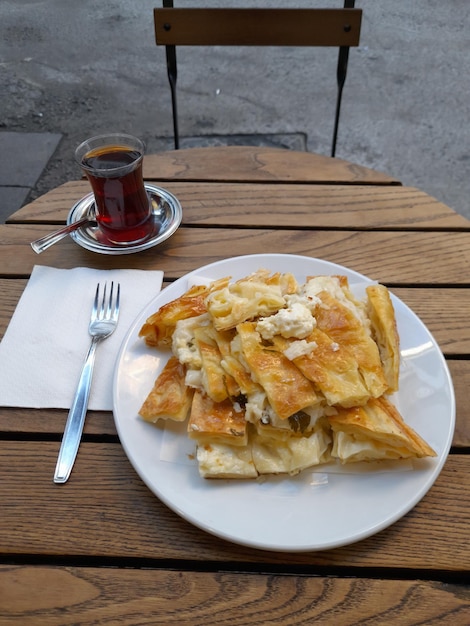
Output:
top-left (54, 282), bottom-right (120, 484)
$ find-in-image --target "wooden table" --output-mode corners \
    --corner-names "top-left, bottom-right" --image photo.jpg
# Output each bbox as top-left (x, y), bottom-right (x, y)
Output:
top-left (1, 146), bottom-right (469, 624)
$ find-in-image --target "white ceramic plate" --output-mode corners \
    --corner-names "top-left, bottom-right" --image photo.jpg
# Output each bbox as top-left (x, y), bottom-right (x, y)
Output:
top-left (113, 254), bottom-right (455, 552)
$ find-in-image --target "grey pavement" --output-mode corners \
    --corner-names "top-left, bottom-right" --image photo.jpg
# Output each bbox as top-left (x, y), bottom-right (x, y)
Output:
top-left (1, 0), bottom-right (469, 223)
top-left (0, 131), bottom-right (61, 221)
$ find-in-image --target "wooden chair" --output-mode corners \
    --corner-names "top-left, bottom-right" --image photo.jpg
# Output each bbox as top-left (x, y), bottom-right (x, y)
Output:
top-left (154, 2), bottom-right (362, 157)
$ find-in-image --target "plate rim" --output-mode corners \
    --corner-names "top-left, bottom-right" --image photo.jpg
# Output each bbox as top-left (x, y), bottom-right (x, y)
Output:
top-left (112, 253), bottom-right (456, 552)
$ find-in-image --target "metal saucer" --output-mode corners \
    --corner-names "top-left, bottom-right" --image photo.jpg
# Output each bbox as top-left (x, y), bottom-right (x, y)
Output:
top-left (67, 184), bottom-right (182, 255)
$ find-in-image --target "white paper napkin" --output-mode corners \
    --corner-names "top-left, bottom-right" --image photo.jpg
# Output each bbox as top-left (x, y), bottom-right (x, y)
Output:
top-left (0, 265), bottom-right (163, 411)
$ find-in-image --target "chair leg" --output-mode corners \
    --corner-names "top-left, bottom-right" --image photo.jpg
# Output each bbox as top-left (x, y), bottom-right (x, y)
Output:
top-left (332, 45), bottom-right (350, 158)
top-left (331, 0), bottom-right (356, 156)
top-left (163, 0), bottom-right (179, 149)
top-left (165, 45), bottom-right (179, 150)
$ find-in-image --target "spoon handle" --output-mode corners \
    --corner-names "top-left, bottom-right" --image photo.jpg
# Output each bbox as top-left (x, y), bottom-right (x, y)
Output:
top-left (30, 217), bottom-right (91, 254)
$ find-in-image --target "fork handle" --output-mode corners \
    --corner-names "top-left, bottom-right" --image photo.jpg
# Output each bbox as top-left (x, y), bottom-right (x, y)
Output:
top-left (53, 338), bottom-right (99, 483)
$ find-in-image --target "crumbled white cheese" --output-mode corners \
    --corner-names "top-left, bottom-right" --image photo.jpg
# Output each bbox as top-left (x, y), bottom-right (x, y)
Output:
top-left (284, 293), bottom-right (320, 312)
top-left (172, 314), bottom-right (209, 368)
top-left (244, 389), bottom-right (268, 424)
top-left (283, 339), bottom-right (318, 361)
top-left (185, 368), bottom-right (203, 389)
top-left (256, 302), bottom-right (315, 340)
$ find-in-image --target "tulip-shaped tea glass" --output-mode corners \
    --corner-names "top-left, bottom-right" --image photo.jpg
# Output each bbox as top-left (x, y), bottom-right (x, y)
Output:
top-left (75, 133), bottom-right (153, 245)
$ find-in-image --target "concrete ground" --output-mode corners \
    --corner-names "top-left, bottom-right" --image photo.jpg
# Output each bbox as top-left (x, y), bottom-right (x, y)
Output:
top-left (1, 0), bottom-right (469, 222)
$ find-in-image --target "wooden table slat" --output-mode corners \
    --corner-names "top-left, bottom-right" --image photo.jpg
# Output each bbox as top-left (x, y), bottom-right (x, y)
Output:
top-left (1, 565), bottom-right (468, 625)
top-left (1, 226), bottom-right (470, 286)
top-left (142, 146), bottom-right (402, 185)
top-left (10, 181), bottom-right (468, 230)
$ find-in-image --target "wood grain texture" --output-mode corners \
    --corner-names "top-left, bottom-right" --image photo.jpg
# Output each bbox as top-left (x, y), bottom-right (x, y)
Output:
top-left (392, 288), bottom-right (470, 354)
top-left (451, 361), bottom-right (470, 446)
top-left (142, 147), bottom-right (401, 184)
top-left (1, 226), bottom-right (470, 285)
top-left (6, 146), bottom-right (403, 227)
top-left (1, 566), bottom-right (469, 625)
top-left (0, 441), bottom-right (468, 571)
top-left (0, 406), bottom-right (109, 435)
top-left (11, 181), bottom-right (468, 229)
top-left (163, 182), bottom-right (468, 229)
top-left (154, 8), bottom-right (362, 47)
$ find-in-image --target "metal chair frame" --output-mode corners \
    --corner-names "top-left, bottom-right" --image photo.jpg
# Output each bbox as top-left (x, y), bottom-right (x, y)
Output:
top-left (156, 1), bottom-right (361, 157)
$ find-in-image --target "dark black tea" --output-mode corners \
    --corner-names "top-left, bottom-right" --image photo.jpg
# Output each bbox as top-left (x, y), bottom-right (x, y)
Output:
top-left (81, 144), bottom-right (152, 244)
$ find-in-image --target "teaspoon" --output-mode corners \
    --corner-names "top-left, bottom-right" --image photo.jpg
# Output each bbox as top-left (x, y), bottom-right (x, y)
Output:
top-left (31, 214), bottom-right (96, 254)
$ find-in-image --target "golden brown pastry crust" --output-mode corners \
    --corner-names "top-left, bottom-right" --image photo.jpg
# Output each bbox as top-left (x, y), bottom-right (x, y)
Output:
top-left (192, 326), bottom-right (231, 402)
top-left (139, 284), bottom-right (209, 349)
top-left (237, 321), bottom-right (319, 419)
top-left (329, 395), bottom-right (436, 461)
top-left (187, 390), bottom-right (248, 446)
top-left (271, 328), bottom-right (370, 408)
top-left (139, 356), bottom-right (194, 423)
top-left (366, 284), bottom-right (400, 393)
top-left (314, 290), bottom-right (388, 398)
top-left (139, 278), bottom-right (230, 348)
top-left (138, 270), bottom-right (435, 478)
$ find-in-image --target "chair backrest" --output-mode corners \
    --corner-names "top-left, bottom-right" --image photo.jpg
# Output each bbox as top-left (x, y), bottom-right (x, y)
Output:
top-left (154, 3), bottom-right (362, 157)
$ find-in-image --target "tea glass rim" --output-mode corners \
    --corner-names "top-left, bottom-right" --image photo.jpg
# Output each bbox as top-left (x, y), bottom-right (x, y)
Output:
top-left (75, 133), bottom-right (145, 176)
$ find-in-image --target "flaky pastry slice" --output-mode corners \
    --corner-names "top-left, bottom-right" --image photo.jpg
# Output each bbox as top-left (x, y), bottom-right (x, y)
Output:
top-left (206, 271), bottom-right (288, 331)
top-left (196, 422), bottom-right (331, 478)
top-left (314, 291), bottom-right (388, 398)
top-left (197, 443), bottom-right (257, 479)
top-left (220, 354), bottom-right (261, 397)
top-left (192, 326), bottom-right (236, 402)
top-left (328, 396), bottom-right (437, 463)
top-left (139, 356), bottom-right (194, 423)
top-left (188, 390), bottom-right (248, 447)
top-left (223, 333), bottom-right (264, 396)
top-left (234, 269), bottom-right (298, 295)
top-left (304, 275), bottom-right (369, 327)
top-left (139, 277), bottom-right (230, 348)
top-left (366, 284), bottom-right (400, 393)
top-left (271, 328), bottom-right (370, 408)
top-left (237, 321), bottom-right (320, 420)
top-left (251, 426), bottom-right (331, 476)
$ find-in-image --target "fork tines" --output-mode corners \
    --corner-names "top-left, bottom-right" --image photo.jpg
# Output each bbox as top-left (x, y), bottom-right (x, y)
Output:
top-left (94, 282), bottom-right (121, 321)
